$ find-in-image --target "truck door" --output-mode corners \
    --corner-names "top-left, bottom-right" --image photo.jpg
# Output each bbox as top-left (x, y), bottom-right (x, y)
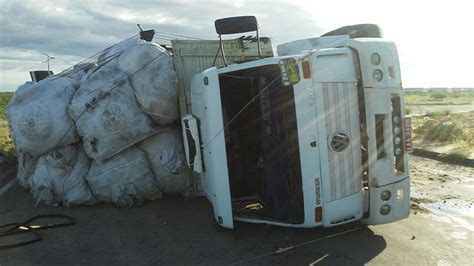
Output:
top-left (190, 68), bottom-right (234, 228)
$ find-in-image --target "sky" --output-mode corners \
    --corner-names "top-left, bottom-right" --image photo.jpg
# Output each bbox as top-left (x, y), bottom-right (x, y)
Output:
top-left (0, 0), bottom-right (473, 91)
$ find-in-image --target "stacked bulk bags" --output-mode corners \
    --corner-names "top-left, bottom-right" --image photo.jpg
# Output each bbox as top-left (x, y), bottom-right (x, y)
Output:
top-left (6, 37), bottom-right (195, 207)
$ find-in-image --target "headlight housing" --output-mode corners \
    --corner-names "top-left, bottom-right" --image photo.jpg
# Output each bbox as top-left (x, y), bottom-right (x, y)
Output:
top-left (370, 53), bottom-right (381, 65)
top-left (394, 126), bottom-right (401, 135)
top-left (373, 69), bottom-right (383, 82)
top-left (393, 116), bottom-right (400, 124)
top-left (395, 148), bottom-right (402, 155)
top-left (394, 137), bottom-right (401, 145)
top-left (380, 204), bottom-right (391, 215)
top-left (381, 190), bottom-right (391, 201)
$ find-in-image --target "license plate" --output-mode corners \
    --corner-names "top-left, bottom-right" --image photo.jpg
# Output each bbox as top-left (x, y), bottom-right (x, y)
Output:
top-left (403, 117), bottom-right (413, 153)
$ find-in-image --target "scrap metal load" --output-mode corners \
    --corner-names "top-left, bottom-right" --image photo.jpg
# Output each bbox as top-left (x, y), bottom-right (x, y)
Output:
top-left (6, 37), bottom-right (195, 207)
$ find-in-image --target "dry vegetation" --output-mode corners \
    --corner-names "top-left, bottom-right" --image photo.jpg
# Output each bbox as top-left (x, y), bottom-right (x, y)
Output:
top-left (405, 91), bottom-right (474, 159)
top-left (404, 91), bottom-right (474, 106)
top-left (0, 92), bottom-right (15, 157)
top-left (411, 111), bottom-right (474, 159)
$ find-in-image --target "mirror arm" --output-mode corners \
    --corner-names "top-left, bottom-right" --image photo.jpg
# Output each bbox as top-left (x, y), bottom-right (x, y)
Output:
top-left (219, 34), bottom-right (228, 67)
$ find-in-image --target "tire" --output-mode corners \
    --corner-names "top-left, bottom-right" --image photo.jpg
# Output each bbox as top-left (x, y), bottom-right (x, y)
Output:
top-left (215, 16), bottom-right (258, 35)
top-left (321, 24), bottom-right (383, 38)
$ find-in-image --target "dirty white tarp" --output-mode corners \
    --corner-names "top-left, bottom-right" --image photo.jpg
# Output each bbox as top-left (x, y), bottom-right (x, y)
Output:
top-left (69, 66), bottom-right (157, 163)
top-left (6, 77), bottom-right (79, 156)
top-left (7, 36), bottom-right (190, 207)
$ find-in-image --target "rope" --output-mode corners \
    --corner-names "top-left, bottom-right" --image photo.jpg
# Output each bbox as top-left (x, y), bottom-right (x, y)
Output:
top-left (53, 34), bottom-right (140, 78)
top-left (155, 31), bottom-right (203, 40)
top-left (229, 226), bottom-right (364, 265)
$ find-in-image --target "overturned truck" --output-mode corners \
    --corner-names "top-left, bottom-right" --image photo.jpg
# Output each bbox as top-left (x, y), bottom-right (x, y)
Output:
top-left (178, 17), bottom-right (412, 228)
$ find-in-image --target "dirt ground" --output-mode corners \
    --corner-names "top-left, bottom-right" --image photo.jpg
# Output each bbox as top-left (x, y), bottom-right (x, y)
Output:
top-left (1, 155), bottom-right (473, 265)
top-left (409, 156), bottom-right (474, 217)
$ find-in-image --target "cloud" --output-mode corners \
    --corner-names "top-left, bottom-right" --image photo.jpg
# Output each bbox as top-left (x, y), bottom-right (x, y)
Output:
top-left (0, 0), bottom-right (324, 90)
top-left (1, 1), bottom-right (322, 56)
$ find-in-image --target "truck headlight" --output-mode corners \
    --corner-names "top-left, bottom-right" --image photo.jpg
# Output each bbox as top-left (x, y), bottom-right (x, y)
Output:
top-left (380, 204), bottom-right (391, 215)
top-left (373, 69), bottom-right (383, 82)
top-left (381, 190), bottom-right (391, 201)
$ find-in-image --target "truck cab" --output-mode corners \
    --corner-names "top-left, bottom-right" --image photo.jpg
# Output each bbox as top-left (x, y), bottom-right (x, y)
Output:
top-left (179, 19), bottom-right (411, 229)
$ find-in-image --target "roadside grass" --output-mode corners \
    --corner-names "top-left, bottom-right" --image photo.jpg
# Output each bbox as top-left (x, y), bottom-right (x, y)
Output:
top-left (0, 92), bottom-right (15, 157)
top-left (405, 90), bottom-right (474, 105)
top-left (411, 110), bottom-right (474, 159)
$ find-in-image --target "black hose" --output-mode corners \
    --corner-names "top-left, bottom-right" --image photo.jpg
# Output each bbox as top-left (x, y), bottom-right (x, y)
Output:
top-left (0, 214), bottom-right (75, 249)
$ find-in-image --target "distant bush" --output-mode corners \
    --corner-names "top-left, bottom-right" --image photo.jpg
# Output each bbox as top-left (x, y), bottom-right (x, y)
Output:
top-left (405, 107), bottom-right (412, 115)
top-left (0, 92), bottom-right (13, 120)
top-left (426, 109), bottom-right (451, 117)
top-left (429, 92), bottom-right (448, 100)
top-left (405, 90), bottom-right (474, 106)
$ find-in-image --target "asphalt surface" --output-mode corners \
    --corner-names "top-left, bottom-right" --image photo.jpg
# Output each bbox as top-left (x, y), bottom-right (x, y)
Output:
top-left (0, 156), bottom-right (473, 265)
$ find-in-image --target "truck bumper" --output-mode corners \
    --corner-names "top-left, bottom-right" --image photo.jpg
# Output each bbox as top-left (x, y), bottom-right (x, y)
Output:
top-left (362, 176), bottom-right (410, 225)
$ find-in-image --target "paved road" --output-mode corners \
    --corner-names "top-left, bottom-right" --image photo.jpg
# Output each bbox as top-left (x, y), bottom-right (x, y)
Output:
top-left (0, 157), bottom-right (473, 265)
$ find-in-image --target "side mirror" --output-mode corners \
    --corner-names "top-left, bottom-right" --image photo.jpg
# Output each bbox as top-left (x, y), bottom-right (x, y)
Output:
top-left (215, 16), bottom-right (258, 35)
top-left (137, 24), bottom-right (155, 42)
top-left (181, 114), bottom-right (203, 173)
top-left (214, 16), bottom-right (261, 66)
top-left (29, 70), bottom-right (54, 82)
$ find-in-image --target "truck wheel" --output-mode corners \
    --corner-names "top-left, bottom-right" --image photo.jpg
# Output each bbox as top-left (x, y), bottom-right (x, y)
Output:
top-left (215, 16), bottom-right (258, 35)
top-left (321, 24), bottom-right (383, 38)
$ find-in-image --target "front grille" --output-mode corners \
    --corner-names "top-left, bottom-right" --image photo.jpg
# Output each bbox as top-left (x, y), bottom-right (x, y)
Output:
top-left (322, 82), bottom-right (362, 201)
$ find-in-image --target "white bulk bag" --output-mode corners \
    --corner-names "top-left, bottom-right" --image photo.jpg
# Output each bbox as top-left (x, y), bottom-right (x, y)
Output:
top-left (6, 77), bottom-right (79, 156)
top-left (68, 66), bottom-right (157, 163)
top-left (30, 145), bottom-right (95, 207)
top-left (115, 42), bottom-right (179, 124)
top-left (97, 37), bottom-right (140, 68)
top-left (67, 62), bottom-right (96, 83)
top-left (10, 81), bottom-right (35, 101)
top-left (138, 128), bottom-right (194, 196)
top-left (86, 147), bottom-right (162, 207)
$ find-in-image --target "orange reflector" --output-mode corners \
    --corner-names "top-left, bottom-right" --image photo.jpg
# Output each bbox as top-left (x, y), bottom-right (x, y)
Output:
top-left (302, 61), bottom-right (311, 79)
top-left (315, 206), bottom-right (323, 222)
